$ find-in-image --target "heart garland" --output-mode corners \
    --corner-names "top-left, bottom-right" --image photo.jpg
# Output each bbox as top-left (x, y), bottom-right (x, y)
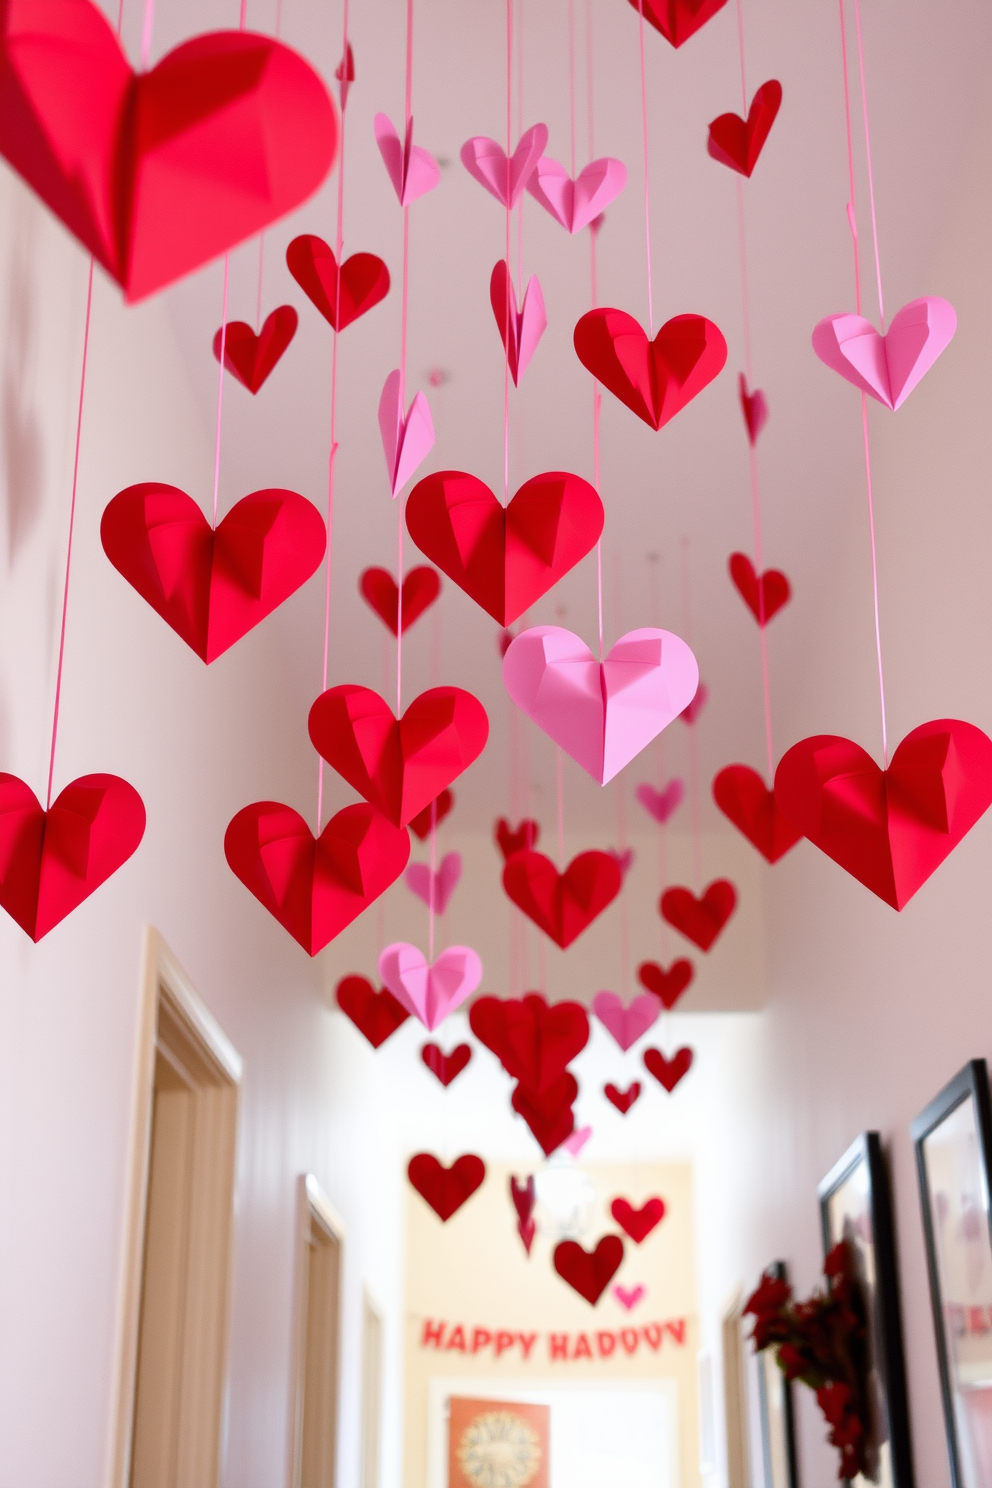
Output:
top-left (409, 790), bottom-right (455, 841)
top-left (611, 1197), bottom-right (666, 1243)
top-left (526, 155), bottom-right (627, 233)
top-left (379, 370), bottom-right (435, 497)
top-left (591, 992), bottom-right (661, 1052)
top-left (604, 1082), bottom-right (642, 1115)
top-left (812, 297), bottom-right (957, 410)
top-left (637, 958), bottom-right (694, 1010)
top-left (553, 1235), bottom-right (625, 1305)
top-left (287, 235), bottom-right (390, 331)
top-left (573, 309), bottom-right (727, 431)
top-left (378, 943), bottom-right (483, 1030)
top-left (460, 124), bottom-right (548, 207)
top-left (359, 566), bottom-right (440, 635)
top-left (707, 81), bottom-right (783, 178)
top-left (643, 1046), bottom-right (694, 1092)
top-left (624, 0), bottom-right (729, 48)
top-left (728, 554), bottom-right (791, 626)
top-left (502, 850), bottom-right (622, 949)
top-left (635, 779), bottom-right (684, 823)
top-left (713, 765), bottom-right (801, 864)
top-left (490, 261), bottom-right (547, 385)
top-left (469, 993), bottom-right (590, 1092)
top-left (421, 1042), bottom-right (472, 1086)
top-left (374, 113), bottom-right (441, 205)
top-left (495, 817), bottom-right (540, 860)
top-left (408, 1153), bottom-right (486, 1220)
top-left (405, 851), bottom-right (462, 914)
top-left (336, 975), bottom-right (410, 1048)
top-left (660, 880), bottom-right (737, 950)
top-left (212, 308), bottom-right (298, 393)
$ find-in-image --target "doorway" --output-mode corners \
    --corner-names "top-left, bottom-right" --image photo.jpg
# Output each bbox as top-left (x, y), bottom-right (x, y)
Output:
top-left (361, 1290), bottom-right (384, 1488)
top-left (292, 1176), bottom-right (345, 1488)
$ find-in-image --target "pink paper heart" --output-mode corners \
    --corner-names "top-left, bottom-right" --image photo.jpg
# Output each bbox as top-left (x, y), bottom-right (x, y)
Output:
top-left (563, 1124), bottom-right (592, 1156)
top-left (812, 296), bottom-right (956, 410)
top-left (591, 991), bottom-right (662, 1052)
top-left (374, 113), bottom-right (441, 206)
top-left (738, 374), bottom-right (768, 444)
top-left (609, 848), bottom-right (634, 880)
top-left (490, 261), bottom-right (547, 386)
top-left (460, 123), bottom-right (549, 208)
top-left (613, 1283), bottom-right (645, 1312)
top-left (635, 780), bottom-right (685, 823)
top-left (680, 682), bottom-right (708, 725)
top-left (526, 155), bottom-right (626, 234)
top-left (503, 626), bottom-right (698, 786)
top-left (378, 942), bottom-right (482, 1031)
top-left (405, 851), bottom-right (462, 915)
top-left (378, 370), bottom-right (435, 497)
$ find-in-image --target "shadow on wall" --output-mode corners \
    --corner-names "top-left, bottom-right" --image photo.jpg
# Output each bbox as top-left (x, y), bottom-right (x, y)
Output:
top-left (2, 197), bottom-right (44, 566)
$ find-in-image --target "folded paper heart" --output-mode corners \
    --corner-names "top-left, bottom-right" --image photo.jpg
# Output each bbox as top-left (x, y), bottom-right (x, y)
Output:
top-left (714, 765), bottom-right (802, 864)
top-left (101, 484), bottom-right (326, 663)
top-left (359, 566), bottom-right (440, 635)
top-left (0, 772), bottom-right (145, 940)
top-left (460, 123), bottom-right (548, 207)
top-left (564, 1126), bottom-right (593, 1156)
top-left (421, 1042), bottom-right (472, 1086)
top-left (554, 1235), bottom-right (625, 1305)
top-left (635, 779), bottom-right (685, 823)
top-left (625, 0), bottom-right (729, 47)
top-left (511, 1174), bottom-right (537, 1225)
top-left (225, 802), bottom-right (410, 955)
top-left (379, 370), bottom-right (435, 497)
top-left (637, 958), bottom-right (693, 1010)
top-left (409, 789), bottom-right (455, 841)
top-left (378, 942), bottom-right (482, 1030)
top-left (643, 1046), bottom-right (694, 1092)
top-left (286, 235), bottom-right (390, 331)
top-left (728, 553), bottom-right (791, 626)
top-left (512, 1073), bottom-right (578, 1155)
top-left (604, 1082), bottom-right (642, 1115)
top-left (707, 80), bottom-right (782, 177)
top-left (574, 309), bottom-right (727, 430)
top-left (526, 155), bottom-right (627, 233)
top-left (591, 992), bottom-right (661, 1051)
top-left (610, 848), bottom-right (634, 879)
top-left (518, 1217), bottom-right (537, 1253)
top-left (470, 993), bottom-right (590, 1092)
top-left (680, 681), bottom-right (708, 724)
top-left (405, 851), bottom-right (462, 914)
top-left (407, 1153), bottom-right (486, 1220)
top-left (502, 850), bottom-right (621, 948)
top-left (812, 297), bottom-right (957, 410)
top-left (0, 0), bottom-right (337, 300)
top-left (406, 471), bottom-right (603, 627)
top-left (774, 720), bottom-right (992, 909)
top-left (308, 684), bottom-right (488, 828)
top-left (495, 817), bottom-right (540, 860)
top-left (613, 1284), bottom-right (646, 1311)
top-left (335, 975), bottom-right (410, 1048)
top-left (335, 41), bottom-right (354, 106)
top-left (213, 307), bottom-right (297, 393)
top-left (611, 1196), bottom-right (666, 1243)
top-left (374, 112), bottom-right (441, 205)
top-left (490, 261), bottom-right (547, 386)
top-left (660, 880), bottom-right (736, 950)
top-left (503, 626), bottom-right (698, 785)
top-left (739, 374), bottom-right (768, 444)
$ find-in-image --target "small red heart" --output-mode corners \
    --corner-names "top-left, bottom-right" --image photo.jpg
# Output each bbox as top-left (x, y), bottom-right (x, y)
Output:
top-left (518, 1217), bottom-right (537, 1253)
top-left (408, 789), bottom-right (455, 841)
top-left (510, 1174), bottom-right (536, 1224)
top-left (511, 1073), bottom-right (578, 1156)
top-left (101, 484), bottom-right (326, 663)
top-left (738, 374), bottom-right (768, 445)
top-left (470, 994), bottom-right (590, 1092)
top-left (604, 1082), bottom-right (641, 1115)
top-left (643, 1046), bottom-right (694, 1092)
top-left (624, 0), bottom-right (728, 47)
top-left (336, 975), bottom-right (409, 1047)
top-left (0, 773), bottom-right (145, 940)
top-left (708, 80), bottom-right (782, 178)
top-left (359, 565), bottom-right (440, 635)
top-left (286, 235), bottom-right (390, 330)
top-left (714, 765), bottom-right (801, 864)
top-left (421, 1042), bottom-right (472, 1086)
top-left (554, 1235), bottom-right (625, 1305)
top-left (660, 880), bottom-right (736, 950)
top-left (495, 817), bottom-right (540, 860)
top-left (502, 850), bottom-right (622, 949)
top-left (611, 1196), bottom-right (666, 1243)
top-left (308, 685), bottom-right (489, 828)
top-left (213, 307), bottom-right (298, 393)
top-left (408, 1153), bottom-right (486, 1221)
top-left (406, 470), bottom-right (604, 626)
top-left (728, 553), bottom-right (791, 627)
top-left (636, 958), bottom-right (694, 1009)
top-left (224, 801), bottom-right (410, 955)
top-left (573, 309), bottom-right (727, 431)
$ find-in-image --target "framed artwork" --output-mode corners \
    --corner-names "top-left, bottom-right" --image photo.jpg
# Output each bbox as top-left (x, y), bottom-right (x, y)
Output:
top-left (818, 1132), bottom-right (914, 1488)
top-left (754, 1263), bottom-right (799, 1488)
top-left (912, 1059), bottom-right (992, 1488)
top-left (448, 1397), bottom-right (550, 1488)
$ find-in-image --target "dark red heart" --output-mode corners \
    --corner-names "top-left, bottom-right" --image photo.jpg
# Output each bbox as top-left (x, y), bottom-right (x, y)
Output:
top-left (406, 470), bottom-right (604, 626)
top-left (421, 1042), bottom-right (472, 1086)
top-left (554, 1235), bottom-right (625, 1305)
top-left (470, 994), bottom-right (590, 1093)
top-left (573, 309), bottom-right (727, 430)
top-left (0, 772), bottom-right (145, 941)
top-left (359, 565), bottom-right (440, 634)
top-left (308, 685), bottom-right (489, 828)
top-left (224, 801), bottom-right (410, 955)
top-left (518, 1217), bottom-right (537, 1253)
top-left (728, 553), bottom-right (791, 627)
top-left (408, 789), bottom-right (454, 841)
top-left (101, 484), bottom-right (326, 662)
top-left (511, 1174), bottom-right (536, 1225)
top-left (286, 235), bottom-right (390, 330)
top-left (611, 1196), bottom-right (666, 1243)
top-left (212, 307), bottom-right (298, 393)
top-left (775, 721), bottom-right (992, 910)
top-left (714, 765), bottom-right (801, 864)
top-left (643, 1046), bottom-right (694, 1092)
top-left (512, 1073), bottom-right (578, 1156)
top-left (604, 1082), bottom-right (641, 1115)
top-left (625, 0), bottom-right (728, 47)
top-left (496, 817), bottom-right (540, 860)
top-left (660, 880), bottom-right (737, 950)
top-left (637, 959), bottom-right (693, 1009)
top-left (336, 975), bottom-right (409, 1047)
top-left (708, 80), bottom-right (782, 178)
top-left (407, 1153), bottom-right (486, 1221)
top-left (738, 374), bottom-right (768, 444)
top-left (502, 850), bottom-right (622, 949)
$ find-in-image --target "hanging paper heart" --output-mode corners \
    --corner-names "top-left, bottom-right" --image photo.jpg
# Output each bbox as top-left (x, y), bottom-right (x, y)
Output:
top-left (738, 374), bottom-right (768, 445)
top-left (553, 1235), bottom-right (625, 1305)
top-left (470, 993), bottom-right (590, 1092)
top-left (511, 1174), bottom-right (536, 1226)
top-left (680, 681), bottom-right (708, 724)
top-left (460, 123), bottom-right (548, 207)
top-left (660, 880), bottom-right (736, 950)
top-left (774, 721), bottom-right (992, 909)
top-left (503, 626), bottom-right (698, 785)
top-left (591, 992), bottom-right (661, 1051)
top-left (378, 942), bottom-right (483, 1030)
top-left (225, 802), bottom-right (409, 955)
top-left (604, 1082), bottom-right (641, 1115)
top-left (495, 817), bottom-right (540, 861)
top-left (637, 958), bottom-right (693, 1009)
top-left (643, 1046), bottom-right (694, 1092)
top-left (635, 779), bottom-right (684, 823)
top-left (409, 789), bottom-right (454, 841)
top-left (518, 1216), bottom-right (537, 1253)
top-left (611, 1197), bottom-right (666, 1243)
top-left (713, 765), bottom-right (801, 864)
top-left (728, 553), bottom-right (791, 626)
top-left (573, 309), bottom-right (727, 430)
top-left (359, 566), bottom-right (440, 635)
top-left (286, 235), bottom-right (390, 330)
top-left (101, 484), bottom-right (326, 663)
top-left (335, 975), bottom-right (410, 1048)
top-left (502, 850), bottom-right (621, 948)
top-left (812, 298), bottom-right (957, 410)
top-left (564, 1125), bottom-right (593, 1156)
top-left (421, 1042), bottom-right (472, 1086)
top-left (490, 261), bottom-right (547, 386)
top-left (408, 1153), bottom-right (485, 1220)
top-left (0, 1), bottom-right (338, 301)
top-left (526, 155), bottom-right (627, 234)
top-left (707, 80), bottom-right (782, 177)
top-left (374, 112), bottom-right (441, 205)
top-left (334, 41), bottom-right (355, 107)
top-left (308, 685), bottom-right (488, 828)
top-left (625, 0), bottom-right (729, 47)
top-left (379, 370), bottom-right (435, 497)
top-left (405, 851), bottom-right (462, 914)
top-left (406, 471), bottom-right (604, 627)
top-left (213, 308), bottom-right (298, 394)
top-left (0, 772), bottom-right (145, 941)
top-left (609, 848), bottom-right (635, 879)
top-left (614, 1284), bottom-right (646, 1311)
top-left (511, 1073), bottom-right (578, 1155)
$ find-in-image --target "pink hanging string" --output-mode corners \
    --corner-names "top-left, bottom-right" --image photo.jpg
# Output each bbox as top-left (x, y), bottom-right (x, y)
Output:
top-left (395, 0), bottom-right (414, 714)
top-left (614, 555), bottom-right (630, 994)
top-left (646, 554), bottom-right (670, 955)
top-left (503, 0), bottom-right (512, 506)
top-left (680, 539), bottom-right (702, 891)
top-left (212, 256), bottom-right (230, 529)
top-left (556, 747), bottom-right (565, 868)
top-left (734, 0), bottom-right (747, 110)
top-left (581, 0), bottom-right (605, 659)
top-left (854, 0), bottom-right (884, 330)
top-left (428, 798), bottom-right (437, 961)
top-left (635, 0), bottom-right (654, 335)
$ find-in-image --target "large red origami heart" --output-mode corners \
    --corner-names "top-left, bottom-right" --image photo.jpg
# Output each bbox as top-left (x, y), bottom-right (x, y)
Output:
top-left (512, 1073), bottom-right (578, 1155)
top-left (496, 817), bottom-right (540, 860)
top-left (407, 1152), bottom-right (486, 1220)
top-left (359, 566), bottom-right (440, 635)
top-left (554, 1235), bottom-right (625, 1305)
top-left (611, 1196), bottom-right (665, 1243)
top-left (625, 0), bottom-right (728, 47)
top-left (213, 307), bottom-right (298, 394)
top-left (573, 310), bottom-right (727, 430)
top-left (101, 484), bottom-right (326, 663)
top-left (643, 1046), bottom-right (693, 1092)
top-left (774, 720), bottom-right (992, 909)
top-left (0, 772), bottom-right (145, 940)
top-left (308, 686), bottom-right (489, 828)
top-left (335, 974), bottom-right (410, 1048)
top-left (0, 0), bottom-right (337, 300)
top-left (604, 1081), bottom-right (641, 1114)
top-left (224, 801), bottom-right (410, 955)
top-left (406, 470), bottom-right (604, 626)
top-left (637, 958), bottom-right (694, 1009)
top-left (469, 993), bottom-right (590, 1092)
top-left (286, 235), bottom-right (390, 330)
top-left (502, 850), bottom-right (622, 948)
top-left (714, 765), bottom-right (801, 864)
top-left (707, 80), bottom-right (782, 177)
top-left (728, 553), bottom-right (791, 626)
top-left (421, 1042), bottom-right (472, 1086)
top-left (409, 789), bottom-right (454, 841)
top-left (660, 879), bottom-right (737, 950)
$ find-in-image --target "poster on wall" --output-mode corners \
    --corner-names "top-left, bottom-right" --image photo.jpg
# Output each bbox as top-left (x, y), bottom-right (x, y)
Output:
top-left (448, 1397), bottom-right (550, 1488)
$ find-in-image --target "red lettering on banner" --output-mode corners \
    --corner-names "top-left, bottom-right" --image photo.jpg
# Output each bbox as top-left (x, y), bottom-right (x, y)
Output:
top-left (970, 1307), bottom-right (991, 1335)
top-left (597, 1331), bottom-right (617, 1358)
top-left (519, 1332), bottom-right (538, 1360)
top-left (620, 1328), bottom-right (639, 1355)
top-left (495, 1331), bottom-right (516, 1357)
top-left (446, 1325), bottom-right (467, 1352)
top-left (665, 1319), bottom-right (686, 1346)
top-left (549, 1332), bottom-right (569, 1360)
top-left (642, 1323), bottom-right (664, 1351)
top-left (471, 1328), bottom-right (492, 1354)
top-left (573, 1333), bottom-right (593, 1359)
top-left (421, 1319), bottom-right (446, 1348)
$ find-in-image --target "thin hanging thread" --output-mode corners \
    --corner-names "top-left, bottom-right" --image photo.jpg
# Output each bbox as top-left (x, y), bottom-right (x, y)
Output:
top-left (580, 0), bottom-right (604, 658)
top-left (556, 748), bottom-right (565, 868)
top-left (734, 0), bottom-right (747, 110)
top-left (854, 0), bottom-right (884, 330)
top-left (503, 0), bottom-right (512, 507)
top-left (636, 0), bottom-right (654, 335)
top-left (614, 555), bottom-right (630, 995)
top-left (139, 0), bottom-right (156, 67)
top-left (680, 539), bottom-right (702, 891)
top-left (212, 256), bottom-right (230, 528)
top-left (428, 798), bottom-right (437, 961)
top-left (648, 555), bottom-right (670, 956)
top-left (516, 0), bottom-right (524, 291)
top-left (396, 0), bottom-right (414, 714)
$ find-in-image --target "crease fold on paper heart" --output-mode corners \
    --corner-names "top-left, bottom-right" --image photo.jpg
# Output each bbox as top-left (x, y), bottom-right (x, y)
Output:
top-left (460, 123), bottom-right (548, 207)
top-left (374, 113), bottom-right (441, 205)
top-left (379, 370), bottom-right (435, 497)
top-left (404, 851), bottom-right (462, 914)
top-left (526, 155), bottom-right (626, 233)
top-left (812, 297), bottom-right (956, 410)
top-left (490, 261), bottom-right (547, 385)
top-left (378, 941), bottom-right (482, 1030)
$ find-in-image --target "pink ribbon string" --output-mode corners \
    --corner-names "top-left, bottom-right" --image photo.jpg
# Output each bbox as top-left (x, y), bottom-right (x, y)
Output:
top-left (584, 0), bottom-right (604, 660)
top-left (636, 0), bottom-right (654, 335)
top-left (211, 255), bottom-right (229, 530)
top-left (428, 798), bottom-right (437, 962)
top-left (556, 747), bottom-right (565, 869)
top-left (680, 539), bottom-right (701, 892)
top-left (854, 0), bottom-right (884, 330)
top-left (503, 0), bottom-right (512, 507)
top-left (395, 0), bottom-right (414, 716)
top-left (734, 0), bottom-right (747, 110)
top-left (647, 554), bottom-right (669, 955)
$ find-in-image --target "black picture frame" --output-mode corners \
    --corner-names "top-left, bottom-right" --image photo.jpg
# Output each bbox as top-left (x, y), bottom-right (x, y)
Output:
top-left (911, 1059), bottom-right (992, 1488)
top-left (755, 1261), bottom-right (800, 1488)
top-left (818, 1132), bottom-right (914, 1488)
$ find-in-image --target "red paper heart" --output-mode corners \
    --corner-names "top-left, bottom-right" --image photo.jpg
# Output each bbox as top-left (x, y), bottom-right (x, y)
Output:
top-left (421, 1042), bottom-right (472, 1086)
top-left (502, 850), bottom-right (622, 949)
top-left (554, 1235), bottom-right (625, 1305)
top-left (624, 0), bottom-right (728, 47)
top-left (308, 685), bottom-right (489, 828)
top-left (359, 566), bottom-right (440, 634)
top-left (708, 80), bottom-right (782, 178)
top-left (336, 975), bottom-right (409, 1047)
top-left (660, 880), bottom-right (736, 950)
top-left (643, 1046), bottom-right (694, 1092)
top-left (470, 993), bottom-right (589, 1092)
top-left (573, 309), bottom-right (727, 430)
top-left (224, 801), bottom-right (410, 955)
top-left (511, 1073), bottom-right (578, 1156)
top-left (409, 789), bottom-right (454, 841)
top-left (714, 765), bottom-right (801, 864)
top-left (0, 772), bottom-right (145, 940)
top-left (286, 235), bottom-right (390, 330)
top-left (408, 1153), bottom-right (486, 1221)
top-left (0, 1), bottom-right (337, 300)
top-left (406, 470), bottom-right (604, 626)
top-left (511, 1174), bottom-right (536, 1225)
top-left (728, 553), bottom-right (791, 627)
top-left (739, 374), bottom-right (768, 445)
top-left (101, 484), bottom-right (326, 663)
top-left (496, 817), bottom-right (540, 860)
top-left (636, 958), bottom-right (694, 1009)
top-left (212, 307), bottom-right (298, 393)
top-left (611, 1196), bottom-right (666, 1243)
top-left (518, 1217), bottom-right (537, 1253)
top-left (604, 1081), bottom-right (641, 1115)
top-left (774, 721), bottom-right (992, 910)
